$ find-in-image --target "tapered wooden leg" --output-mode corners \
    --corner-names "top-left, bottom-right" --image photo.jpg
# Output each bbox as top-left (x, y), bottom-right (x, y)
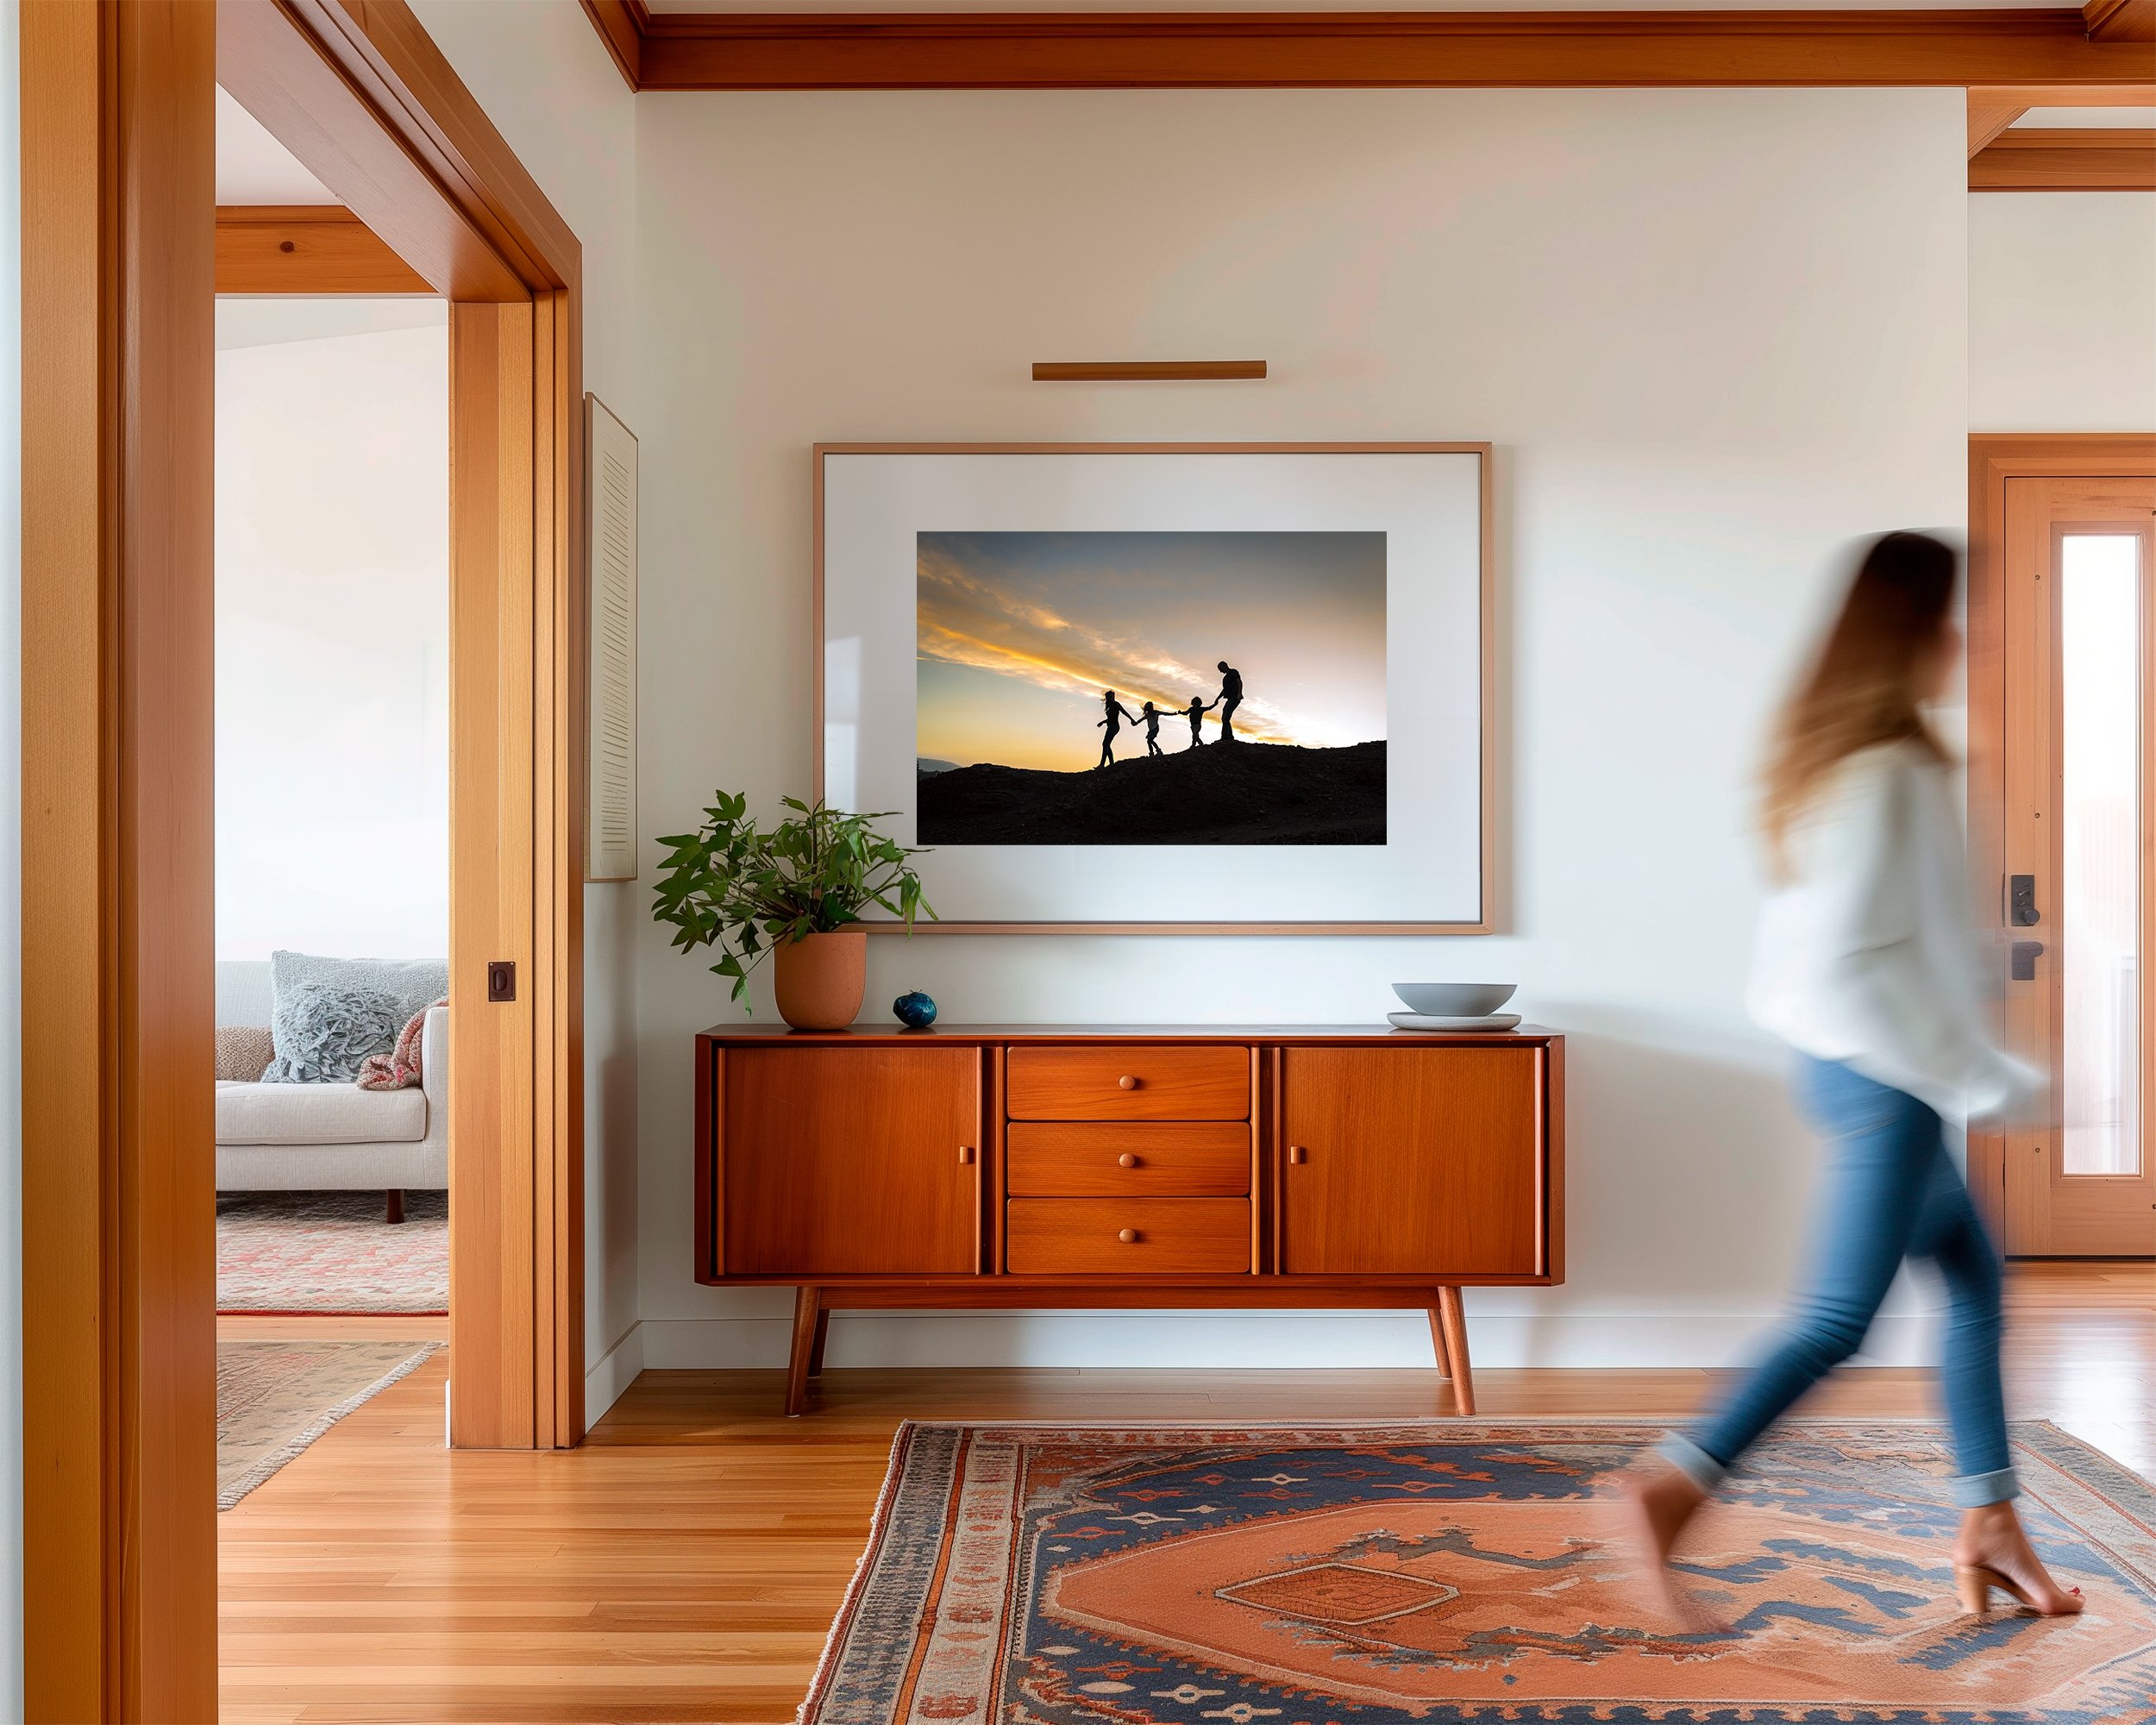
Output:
top-left (1426, 1302), bottom-right (1451, 1379)
top-left (1436, 1286), bottom-right (1475, 1414)
top-left (806, 1308), bottom-right (831, 1378)
top-left (385, 1189), bottom-right (404, 1225)
top-left (786, 1286), bottom-right (822, 1416)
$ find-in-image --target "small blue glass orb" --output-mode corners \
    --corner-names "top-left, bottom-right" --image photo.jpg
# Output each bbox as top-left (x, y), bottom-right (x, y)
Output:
top-left (893, 989), bottom-right (938, 1030)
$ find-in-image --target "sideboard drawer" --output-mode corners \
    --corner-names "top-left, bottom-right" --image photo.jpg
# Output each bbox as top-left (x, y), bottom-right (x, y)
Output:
top-left (1007, 1197), bottom-right (1250, 1274)
top-left (1007, 1122), bottom-right (1250, 1196)
top-left (1006, 1045), bottom-right (1250, 1121)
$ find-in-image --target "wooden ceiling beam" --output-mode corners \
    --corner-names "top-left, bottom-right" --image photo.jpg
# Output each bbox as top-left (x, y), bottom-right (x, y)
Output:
top-left (575, 9), bottom-right (2156, 93)
top-left (215, 205), bottom-right (436, 294)
top-left (2084, 0), bottom-right (2156, 42)
top-left (1969, 124), bottom-right (2156, 185)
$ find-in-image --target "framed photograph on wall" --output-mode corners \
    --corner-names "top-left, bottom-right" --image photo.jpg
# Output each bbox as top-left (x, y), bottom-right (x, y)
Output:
top-left (815, 442), bottom-right (1492, 933)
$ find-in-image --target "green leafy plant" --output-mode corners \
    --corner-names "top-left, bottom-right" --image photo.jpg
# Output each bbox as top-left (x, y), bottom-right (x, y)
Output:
top-left (650, 794), bottom-right (936, 1004)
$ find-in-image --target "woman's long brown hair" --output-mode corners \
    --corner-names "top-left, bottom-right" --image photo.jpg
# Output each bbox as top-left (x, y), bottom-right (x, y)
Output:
top-left (1759, 530), bottom-right (1958, 875)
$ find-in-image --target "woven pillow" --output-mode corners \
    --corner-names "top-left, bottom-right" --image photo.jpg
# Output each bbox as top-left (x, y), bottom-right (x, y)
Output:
top-left (215, 1025), bottom-right (274, 1083)
top-left (263, 950), bottom-right (448, 1085)
top-left (262, 980), bottom-right (407, 1085)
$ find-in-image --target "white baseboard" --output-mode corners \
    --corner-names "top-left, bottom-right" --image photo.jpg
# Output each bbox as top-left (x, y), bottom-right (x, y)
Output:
top-left (585, 1320), bottom-right (646, 1421)
top-left (628, 1307), bottom-right (1935, 1373)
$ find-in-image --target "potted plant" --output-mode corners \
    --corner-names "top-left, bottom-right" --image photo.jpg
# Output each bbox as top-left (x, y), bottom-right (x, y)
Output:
top-left (651, 793), bottom-right (935, 1031)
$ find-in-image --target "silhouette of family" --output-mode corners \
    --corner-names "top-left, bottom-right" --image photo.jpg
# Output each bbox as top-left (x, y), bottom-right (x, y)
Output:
top-left (1094, 661), bottom-right (1245, 767)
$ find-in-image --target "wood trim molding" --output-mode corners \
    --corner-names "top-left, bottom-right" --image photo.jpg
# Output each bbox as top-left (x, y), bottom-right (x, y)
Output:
top-left (2085, 0), bottom-right (2156, 42)
top-left (219, 0), bottom-right (579, 298)
top-left (1970, 126), bottom-right (2156, 187)
top-left (580, 8), bottom-right (2156, 93)
top-left (1964, 434), bottom-right (2156, 1240)
top-left (1968, 97), bottom-right (2031, 156)
top-left (215, 204), bottom-right (436, 293)
top-left (21, 1), bottom-right (220, 1716)
top-left (582, 0), bottom-right (649, 89)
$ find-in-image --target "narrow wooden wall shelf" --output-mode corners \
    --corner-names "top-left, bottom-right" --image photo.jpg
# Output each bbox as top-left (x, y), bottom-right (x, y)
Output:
top-left (1032, 360), bottom-right (1267, 381)
top-left (694, 1023), bottom-right (1566, 1415)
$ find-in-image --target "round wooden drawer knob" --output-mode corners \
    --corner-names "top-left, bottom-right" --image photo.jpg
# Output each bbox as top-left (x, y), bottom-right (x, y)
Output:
top-left (1118, 1075), bottom-right (1138, 1090)
top-left (1117, 1152), bottom-right (1139, 1168)
top-left (1118, 1227), bottom-right (1139, 1244)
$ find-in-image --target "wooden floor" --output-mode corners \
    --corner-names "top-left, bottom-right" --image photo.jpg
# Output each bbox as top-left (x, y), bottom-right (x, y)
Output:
top-left (218, 1262), bottom-right (2156, 1723)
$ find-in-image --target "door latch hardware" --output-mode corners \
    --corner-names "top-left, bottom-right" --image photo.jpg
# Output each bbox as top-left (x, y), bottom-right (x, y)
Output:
top-left (2009, 875), bottom-right (2041, 926)
top-left (2010, 940), bottom-right (2044, 982)
top-left (486, 960), bottom-right (517, 1002)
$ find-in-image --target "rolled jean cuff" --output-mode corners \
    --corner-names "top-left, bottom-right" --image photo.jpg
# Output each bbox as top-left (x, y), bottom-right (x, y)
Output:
top-left (1952, 1465), bottom-right (2019, 1509)
top-left (1658, 1435), bottom-right (1727, 1495)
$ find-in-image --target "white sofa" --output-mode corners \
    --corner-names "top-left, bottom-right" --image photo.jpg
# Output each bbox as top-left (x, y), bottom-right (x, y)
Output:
top-left (216, 960), bottom-right (448, 1210)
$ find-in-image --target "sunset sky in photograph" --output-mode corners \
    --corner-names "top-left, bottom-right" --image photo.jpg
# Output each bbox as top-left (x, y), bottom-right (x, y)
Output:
top-left (917, 530), bottom-right (1386, 773)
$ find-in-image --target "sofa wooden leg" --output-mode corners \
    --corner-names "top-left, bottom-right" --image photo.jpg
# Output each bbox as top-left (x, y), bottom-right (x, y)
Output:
top-left (1436, 1286), bottom-right (1475, 1415)
top-left (385, 1189), bottom-right (405, 1226)
top-left (786, 1286), bottom-right (822, 1416)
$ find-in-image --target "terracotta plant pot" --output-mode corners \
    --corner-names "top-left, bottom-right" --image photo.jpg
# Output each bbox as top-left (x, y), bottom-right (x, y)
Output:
top-left (772, 930), bottom-right (867, 1031)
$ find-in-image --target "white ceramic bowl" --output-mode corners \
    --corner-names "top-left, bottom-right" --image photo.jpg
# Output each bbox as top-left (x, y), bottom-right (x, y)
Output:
top-left (1392, 982), bottom-right (1517, 1018)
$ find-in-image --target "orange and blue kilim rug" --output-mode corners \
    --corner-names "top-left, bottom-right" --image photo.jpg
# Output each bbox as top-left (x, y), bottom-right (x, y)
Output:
top-left (799, 1421), bottom-right (2156, 1725)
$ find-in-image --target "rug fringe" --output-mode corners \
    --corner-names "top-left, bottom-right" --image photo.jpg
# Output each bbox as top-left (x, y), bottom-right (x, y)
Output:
top-left (796, 1420), bottom-right (920, 1725)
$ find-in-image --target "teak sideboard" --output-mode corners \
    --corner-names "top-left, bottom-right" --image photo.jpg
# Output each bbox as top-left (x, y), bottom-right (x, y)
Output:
top-left (693, 1025), bottom-right (1564, 1414)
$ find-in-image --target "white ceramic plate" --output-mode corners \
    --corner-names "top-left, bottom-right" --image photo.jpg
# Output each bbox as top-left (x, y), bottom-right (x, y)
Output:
top-left (1386, 1012), bottom-right (1522, 1032)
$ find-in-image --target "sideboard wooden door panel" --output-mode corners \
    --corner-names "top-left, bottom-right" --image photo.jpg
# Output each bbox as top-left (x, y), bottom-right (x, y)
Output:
top-left (1280, 1046), bottom-right (1542, 1276)
top-left (722, 1046), bottom-right (981, 1276)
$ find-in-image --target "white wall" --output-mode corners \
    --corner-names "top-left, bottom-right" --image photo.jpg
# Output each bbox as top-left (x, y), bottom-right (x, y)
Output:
top-left (411, 0), bottom-right (645, 1416)
top-left (215, 302), bottom-right (450, 963)
top-left (1970, 192), bottom-right (2156, 431)
top-left (628, 87), bottom-right (1969, 1371)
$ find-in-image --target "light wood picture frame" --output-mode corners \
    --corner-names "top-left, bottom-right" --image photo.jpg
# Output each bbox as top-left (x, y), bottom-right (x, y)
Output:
top-left (813, 442), bottom-right (1495, 934)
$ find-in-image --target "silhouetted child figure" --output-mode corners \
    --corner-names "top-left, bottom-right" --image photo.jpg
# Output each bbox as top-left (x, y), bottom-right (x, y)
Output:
top-left (1180, 696), bottom-right (1214, 748)
top-left (1095, 689), bottom-right (1138, 768)
top-left (1137, 701), bottom-right (1168, 756)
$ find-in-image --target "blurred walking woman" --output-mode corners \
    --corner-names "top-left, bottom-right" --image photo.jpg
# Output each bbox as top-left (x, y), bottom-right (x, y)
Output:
top-left (1627, 531), bottom-right (2083, 1620)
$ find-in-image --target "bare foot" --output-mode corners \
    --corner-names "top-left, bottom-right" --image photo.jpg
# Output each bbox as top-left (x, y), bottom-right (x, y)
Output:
top-left (1953, 1502), bottom-right (2084, 1616)
top-left (1619, 1461), bottom-right (1720, 1629)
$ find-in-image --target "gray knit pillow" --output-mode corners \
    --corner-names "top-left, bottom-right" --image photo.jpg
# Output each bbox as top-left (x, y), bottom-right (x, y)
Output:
top-left (261, 980), bottom-right (406, 1084)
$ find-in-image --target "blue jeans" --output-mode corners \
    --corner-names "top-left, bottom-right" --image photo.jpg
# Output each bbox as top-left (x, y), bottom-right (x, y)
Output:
top-left (1661, 1056), bottom-right (2017, 1509)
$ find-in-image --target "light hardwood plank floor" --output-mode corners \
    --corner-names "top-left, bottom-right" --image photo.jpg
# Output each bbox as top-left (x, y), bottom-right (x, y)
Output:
top-left (217, 1263), bottom-right (2156, 1724)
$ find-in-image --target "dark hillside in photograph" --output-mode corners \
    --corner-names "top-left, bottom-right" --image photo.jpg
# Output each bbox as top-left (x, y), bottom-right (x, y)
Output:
top-left (918, 740), bottom-right (1385, 846)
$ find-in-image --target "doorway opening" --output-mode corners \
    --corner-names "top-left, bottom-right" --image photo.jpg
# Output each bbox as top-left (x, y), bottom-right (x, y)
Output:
top-left (1970, 436), bottom-right (2156, 1258)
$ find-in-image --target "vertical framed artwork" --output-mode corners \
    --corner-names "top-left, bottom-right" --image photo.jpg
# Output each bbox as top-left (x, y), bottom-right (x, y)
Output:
top-left (815, 442), bottom-right (1493, 933)
top-left (586, 394), bottom-right (638, 881)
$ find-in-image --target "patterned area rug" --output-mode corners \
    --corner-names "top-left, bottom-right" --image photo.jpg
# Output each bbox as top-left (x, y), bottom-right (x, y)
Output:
top-left (803, 1421), bottom-right (2156, 1725)
top-left (216, 1337), bottom-right (439, 1509)
top-left (217, 1189), bottom-right (448, 1314)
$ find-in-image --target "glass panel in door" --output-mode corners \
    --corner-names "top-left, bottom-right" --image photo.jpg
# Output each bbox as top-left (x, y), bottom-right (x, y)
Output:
top-left (2059, 534), bottom-right (2141, 1178)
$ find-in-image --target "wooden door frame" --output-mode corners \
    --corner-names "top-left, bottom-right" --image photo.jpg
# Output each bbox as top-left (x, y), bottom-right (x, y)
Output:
top-left (1966, 433), bottom-right (2156, 1245)
top-left (20, 0), bottom-right (586, 1714)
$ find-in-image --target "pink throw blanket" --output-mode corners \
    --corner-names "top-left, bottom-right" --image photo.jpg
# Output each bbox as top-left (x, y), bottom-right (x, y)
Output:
top-left (356, 999), bottom-right (443, 1091)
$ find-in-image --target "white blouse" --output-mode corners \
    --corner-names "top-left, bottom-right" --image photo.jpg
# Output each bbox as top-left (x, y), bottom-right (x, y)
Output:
top-left (1746, 738), bottom-right (2040, 1126)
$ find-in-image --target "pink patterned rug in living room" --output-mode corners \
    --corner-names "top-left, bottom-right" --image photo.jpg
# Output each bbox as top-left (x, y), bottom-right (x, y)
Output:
top-left (216, 1189), bottom-right (448, 1314)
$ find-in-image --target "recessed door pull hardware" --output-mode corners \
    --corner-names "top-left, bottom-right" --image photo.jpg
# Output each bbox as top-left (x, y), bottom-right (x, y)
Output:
top-left (487, 960), bottom-right (517, 1002)
top-left (2009, 875), bottom-right (2041, 926)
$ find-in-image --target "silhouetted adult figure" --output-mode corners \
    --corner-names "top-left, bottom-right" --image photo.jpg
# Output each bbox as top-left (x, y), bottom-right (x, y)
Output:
top-left (1095, 689), bottom-right (1138, 768)
top-left (1215, 662), bottom-right (1244, 742)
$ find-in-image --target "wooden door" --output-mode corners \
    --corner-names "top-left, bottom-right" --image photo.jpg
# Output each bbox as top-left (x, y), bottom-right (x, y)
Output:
top-left (1280, 1047), bottom-right (1543, 1276)
top-left (724, 1046), bottom-right (983, 1274)
top-left (1998, 476), bottom-right (2156, 1255)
